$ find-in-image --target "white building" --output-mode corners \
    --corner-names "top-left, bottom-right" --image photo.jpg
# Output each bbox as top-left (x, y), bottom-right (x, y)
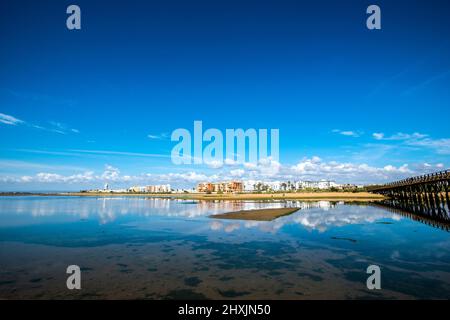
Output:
top-left (238, 179), bottom-right (342, 192)
top-left (295, 180), bottom-right (340, 190)
top-left (145, 184), bottom-right (171, 193)
top-left (243, 181), bottom-right (257, 192)
top-left (173, 188), bottom-right (196, 193)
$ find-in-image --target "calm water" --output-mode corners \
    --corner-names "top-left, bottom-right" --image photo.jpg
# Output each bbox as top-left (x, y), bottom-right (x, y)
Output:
top-left (0, 196), bottom-right (450, 299)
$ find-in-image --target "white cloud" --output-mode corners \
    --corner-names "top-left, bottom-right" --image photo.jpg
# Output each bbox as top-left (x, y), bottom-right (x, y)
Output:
top-left (20, 176), bottom-right (33, 182)
top-left (405, 137), bottom-right (450, 155)
top-left (372, 132), bottom-right (428, 141)
top-left (101, 165), bottom-right (120, 181)
top-left (68, 149), bottom-right (168, 158)
top-left (1, 156), bottom-right (446, 189)
top-left (234, 157), bottom-right (282, 179)
top-left (0, 112), bottom-right (79, 134)
top-left (159, 171), bottom-right (213, 183)
top-left (332, 129), bottom-right (361, 137)
top-left (0, 113), bottom-right (24, 125)
top-left (34, 171), bottom-right (95, 183)
top-left (289, 156), bottom-right (413, 182)
top-left (372, 132), bottom-right (384, 140)
top-left (230, 169), bottom-right (245, 177)
top-left (383, 164), bottom-right (410, 173)
top-left (47, 121), bottom-right (80, 135)
top-left (224, 158), bottom-right (239, 166)
top-left (415, 162), bottom-right (446, 172)
top-left (254, 157), bottom-right (281, 176)
top-left (341, 131), bottom-right (358, 137)
top-left (371, 131), bottom-right (450, 154)
top-left (205, 160), bottom-right (223, 169)
top-left (147, 133), bottom-right (169, 140)
top-left (0, 159), bottom-right (85, 171)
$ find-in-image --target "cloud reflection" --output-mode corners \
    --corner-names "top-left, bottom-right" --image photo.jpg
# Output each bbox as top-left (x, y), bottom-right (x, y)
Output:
top-left (208, 201), bottom-right (399, 233)
top-left (0, 197), bottom-right (398, 230)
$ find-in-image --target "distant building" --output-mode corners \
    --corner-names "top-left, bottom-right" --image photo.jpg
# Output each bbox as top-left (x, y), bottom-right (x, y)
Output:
top-left (128, 185), bottom-right (146, 193)
top-left (197, 181), bottom-right (243, 193)
top-left (145, 184), bottom-right (171, 193)
top-left (173, 188), bottom-right (196, 193)
top-left (238, 179), bottom-right (342, 192)
top-left (197, 182), bottom-right (213, 193)
top-left (296, 180), bottom-right (340, 190)
top-left (243, 181), bottom-right (257, 192)
top-left (128, 184), bottom-right (171, 193)
top-left (340, 183), bottom-right (359, 191)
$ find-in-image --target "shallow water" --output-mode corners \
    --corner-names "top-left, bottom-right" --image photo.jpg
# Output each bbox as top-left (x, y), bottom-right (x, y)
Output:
top-left (0, 196), bottom-right (449, 299)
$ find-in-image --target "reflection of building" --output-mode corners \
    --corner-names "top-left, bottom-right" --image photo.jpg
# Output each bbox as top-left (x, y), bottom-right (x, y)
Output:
top-left (197, 181), bottom-right (243, 193)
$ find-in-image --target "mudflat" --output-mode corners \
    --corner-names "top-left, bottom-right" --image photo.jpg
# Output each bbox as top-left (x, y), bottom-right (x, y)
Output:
top-left (210, 207), bottom-right (300, 221)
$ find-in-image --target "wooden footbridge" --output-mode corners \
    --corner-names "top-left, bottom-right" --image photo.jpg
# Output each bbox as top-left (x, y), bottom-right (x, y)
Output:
top-left (368, 169), bottom-right (450, 218)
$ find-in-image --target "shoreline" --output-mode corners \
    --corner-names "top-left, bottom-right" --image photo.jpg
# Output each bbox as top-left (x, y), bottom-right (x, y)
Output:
top-left (0, 191), bottom-right (385, 201)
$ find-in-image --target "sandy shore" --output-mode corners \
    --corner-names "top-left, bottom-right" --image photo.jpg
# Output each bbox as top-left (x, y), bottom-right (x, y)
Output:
top-left (174, 192), bottom-right (385, 201)
top-left (12, 191), bottom-right (386, 201)
top-left (210, 207), bottom-right (300, 221)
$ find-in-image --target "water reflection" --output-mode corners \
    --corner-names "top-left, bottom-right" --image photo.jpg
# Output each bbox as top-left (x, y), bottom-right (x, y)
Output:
top-left (2, 196), bottom-right (448, 232)
top-left (0, 197), bottom-right (396, 229)
top-left (1, 196), bottom-right (450, 299)
top-left (372, 199), bottom-right (450, 232)
top-left (209, 201), bottom-right (398, 234)
top-left (0, 197), bottom-right (299, 224)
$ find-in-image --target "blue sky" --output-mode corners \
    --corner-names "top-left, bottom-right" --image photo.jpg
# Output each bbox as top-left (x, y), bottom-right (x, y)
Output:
top-left (1, 0), bottom-right (450, 191)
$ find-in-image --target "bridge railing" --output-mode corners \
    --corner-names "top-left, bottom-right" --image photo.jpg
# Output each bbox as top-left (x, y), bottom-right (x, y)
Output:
top-left (367, 169), bottom-right (450, 191)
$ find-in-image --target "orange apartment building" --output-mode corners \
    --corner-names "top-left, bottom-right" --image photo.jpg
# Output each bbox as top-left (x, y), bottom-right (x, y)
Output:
top-left (197, 181), bottom-right (243, 193)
